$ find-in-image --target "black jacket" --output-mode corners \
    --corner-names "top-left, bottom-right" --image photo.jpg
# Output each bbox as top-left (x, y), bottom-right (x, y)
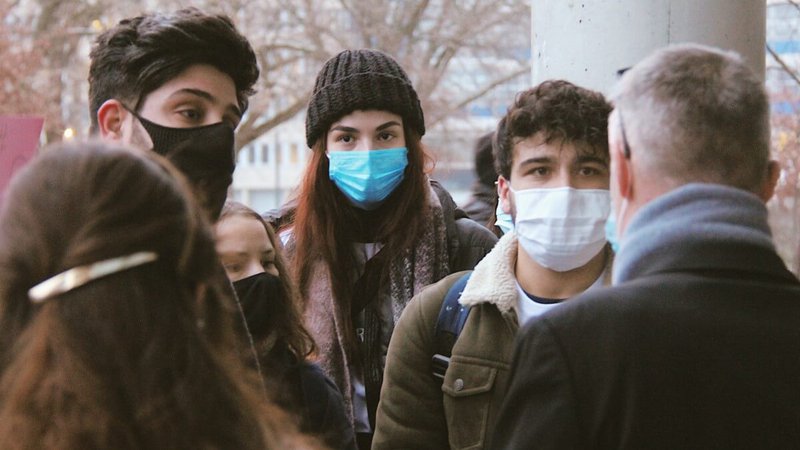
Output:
top-left (492, 225), bottom-right (800, 449)
top-left (266, 348), bottom-right (356, 450)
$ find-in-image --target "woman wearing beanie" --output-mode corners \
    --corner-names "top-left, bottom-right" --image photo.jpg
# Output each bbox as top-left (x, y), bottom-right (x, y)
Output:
top-left (282, 49), bottom-right (497, 449)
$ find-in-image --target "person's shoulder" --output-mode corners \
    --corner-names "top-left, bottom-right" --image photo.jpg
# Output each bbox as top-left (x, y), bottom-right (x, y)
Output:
top-left (292, 360), bottom-right (346, 421)
top-left (295, 360), bottom-right (339, 395)
top-left (294, 361), bottom-right (357, 450)
top-left (455, 215), bottom-right (497, 244)
top-left (407, 271), bottom-right (472, 321)
top-left (451, 217), bottom-right (497, 270)
top-left (262, 196), bottom-right (297, 229)
top-left (461, 196), bottom-right (493, 224)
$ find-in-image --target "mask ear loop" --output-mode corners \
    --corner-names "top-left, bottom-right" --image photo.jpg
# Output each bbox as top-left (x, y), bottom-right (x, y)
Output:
top-left (118, 101), bottom-right (142, 120)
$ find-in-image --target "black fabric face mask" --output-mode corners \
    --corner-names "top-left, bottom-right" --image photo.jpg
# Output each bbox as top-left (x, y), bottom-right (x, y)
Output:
top-left (135, 114), bottom-right (236, 221)
top-left (232, 272), bottom-right (282, 338)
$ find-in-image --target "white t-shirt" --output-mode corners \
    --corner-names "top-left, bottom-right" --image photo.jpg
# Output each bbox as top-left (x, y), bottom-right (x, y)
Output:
top-left (515, 269), bottom-right (607, 325)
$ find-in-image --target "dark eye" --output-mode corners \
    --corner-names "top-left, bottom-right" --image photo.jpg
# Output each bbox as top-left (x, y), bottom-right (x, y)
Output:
top-left (579, 166), bottom-right (605, 176)
top-left (337, 134), bottom-right (354, 143)
top-left (179, 108), bottom-right (203, 121)
top-left (378, 131), bottom-right (394, 141)
top-left (532, 167), bottom-right (549, 176)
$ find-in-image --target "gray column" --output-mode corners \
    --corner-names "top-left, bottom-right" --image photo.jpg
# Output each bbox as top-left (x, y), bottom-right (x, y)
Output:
top-left (531, 0), bottom-right (766, 93)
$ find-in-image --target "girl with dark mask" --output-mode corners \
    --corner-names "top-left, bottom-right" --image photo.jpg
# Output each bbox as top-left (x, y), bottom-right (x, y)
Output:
top-left (216, 201), bottom-right (356, 450)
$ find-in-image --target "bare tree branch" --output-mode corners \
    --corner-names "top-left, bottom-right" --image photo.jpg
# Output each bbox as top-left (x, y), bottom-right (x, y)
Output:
top-left (400, 0), bottom-right (430, 45)
top-left (428, 65), bottom-right (529, 126)
top-left (767, 43), bottom-right (800, 87)
top-left (7, 0), bottom-right (529, 149)
top-left (235, 93), bottom-right (311, 152)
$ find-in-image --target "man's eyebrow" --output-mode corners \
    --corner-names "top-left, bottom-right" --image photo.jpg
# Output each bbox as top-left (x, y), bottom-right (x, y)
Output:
top-left (168, 88), bottom-right (242, 119)
top-left (576, 155), bottom-right (609, 165)
top-left (518, 156), bottom-right (554, 166)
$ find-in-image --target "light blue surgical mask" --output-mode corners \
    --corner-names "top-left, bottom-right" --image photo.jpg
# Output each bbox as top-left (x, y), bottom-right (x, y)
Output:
top-left (604, 214), bottom-right (620, 253)
top-left (328, 147), bottom-right (409, 210)
top-left (495, 202), bottom-right (514, 235)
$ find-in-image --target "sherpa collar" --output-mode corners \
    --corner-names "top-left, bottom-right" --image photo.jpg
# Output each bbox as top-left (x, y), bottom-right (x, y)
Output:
top-left (458, 231), bottom-right (614, 317)
top-left (459, 231), bottom-right (519, 315)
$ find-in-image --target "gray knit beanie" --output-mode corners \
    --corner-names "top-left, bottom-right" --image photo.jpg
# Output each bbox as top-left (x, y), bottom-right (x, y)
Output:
top-left (305, 49), bottom-right (425, 148)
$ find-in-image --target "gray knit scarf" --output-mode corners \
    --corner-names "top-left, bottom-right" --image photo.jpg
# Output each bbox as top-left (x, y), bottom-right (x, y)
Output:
top-left (298, 186), bottom-right (450, 424)
top-left (613, 183), bottom-right (775, 284)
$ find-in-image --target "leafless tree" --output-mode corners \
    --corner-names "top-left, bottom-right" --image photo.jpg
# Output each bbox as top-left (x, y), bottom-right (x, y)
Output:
top-left (766, 0), bottom-right (800, 275)
top-left (227, 0), bottom-right (531, 152)
top-left (0, 0), bottom-right (56, 123)
top-left (3, 0), bottom-right (529, 153)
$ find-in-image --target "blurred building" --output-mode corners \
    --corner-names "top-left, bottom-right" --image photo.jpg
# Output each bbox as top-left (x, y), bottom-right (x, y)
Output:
top-left (231, 115), bottom-right (308, 212)
top-left (767, 0), bottom-right (800, 113)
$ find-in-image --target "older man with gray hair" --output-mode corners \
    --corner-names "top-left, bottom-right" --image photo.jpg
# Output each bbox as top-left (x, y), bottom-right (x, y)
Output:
top-left (492, 43), bottom-right (800, 449)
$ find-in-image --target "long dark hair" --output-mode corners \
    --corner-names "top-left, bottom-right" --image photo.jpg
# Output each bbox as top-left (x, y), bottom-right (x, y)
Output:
top-left (218, 201), bottom-right (316, 361)
top-left (0, 142), bottom-right (313, 449)
top-left (289, 126), bottom-right (433, 356)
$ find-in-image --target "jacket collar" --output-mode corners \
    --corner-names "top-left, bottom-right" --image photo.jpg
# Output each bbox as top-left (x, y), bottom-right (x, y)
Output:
top-left (613, 183), bottom-right (795, 284)
top-left (459, 232), bottom-right (519, 315)
top-left (459, 232), bottom-right (615, 316)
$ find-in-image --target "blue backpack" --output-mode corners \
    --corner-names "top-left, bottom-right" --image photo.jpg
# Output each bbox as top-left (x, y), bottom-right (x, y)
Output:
top-left (431, 272), bottom-right (472, 382)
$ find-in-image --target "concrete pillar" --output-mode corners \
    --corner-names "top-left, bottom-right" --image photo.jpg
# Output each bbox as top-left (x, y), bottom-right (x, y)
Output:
top-left (531, 0), bottom-right (766, 93)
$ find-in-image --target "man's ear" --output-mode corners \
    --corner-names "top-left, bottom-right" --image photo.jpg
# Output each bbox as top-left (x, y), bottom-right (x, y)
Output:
top-left (96, 99), bottom-right (127, 141)
top-left (497, 176), bottom-right (512, 214)
top-left (610, 136), bottom-right (634, 202)
top-left (759, 160), bottom-right (781, 203)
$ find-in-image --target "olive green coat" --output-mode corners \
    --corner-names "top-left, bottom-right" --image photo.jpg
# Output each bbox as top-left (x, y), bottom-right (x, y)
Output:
top-left (373, 233), bottom-right (612, 449)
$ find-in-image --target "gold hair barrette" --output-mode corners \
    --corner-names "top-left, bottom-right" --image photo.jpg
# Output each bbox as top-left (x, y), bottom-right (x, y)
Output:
top-left (28, 251), bottom-right (158, 303)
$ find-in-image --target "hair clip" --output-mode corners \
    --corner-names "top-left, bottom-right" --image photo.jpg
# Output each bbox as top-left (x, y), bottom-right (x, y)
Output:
top-left (28, 251), bottom-right (158, 303)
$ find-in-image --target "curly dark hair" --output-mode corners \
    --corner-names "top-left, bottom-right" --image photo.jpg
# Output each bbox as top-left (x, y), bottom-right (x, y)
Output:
top-left (88, 7), bottom-right (259, 133)
top-left (494, 80), bottom-right (612, 179)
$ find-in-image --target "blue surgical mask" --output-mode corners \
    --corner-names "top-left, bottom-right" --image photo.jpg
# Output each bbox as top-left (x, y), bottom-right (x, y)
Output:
top-left (495, 202), bottom-right (514, 235)
top-left (328, 147), bottom-right (408, 210)
top-left (604, 214), bottom-right (620, 253)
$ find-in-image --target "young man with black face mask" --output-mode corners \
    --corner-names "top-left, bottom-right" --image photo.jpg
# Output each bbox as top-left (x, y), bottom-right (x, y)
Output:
top-left (87, 8), bottom-right (263, 379)
top-left (373, 80), bottom-right (614, 450)
top-left (89, 7), bottom-right (259, 222)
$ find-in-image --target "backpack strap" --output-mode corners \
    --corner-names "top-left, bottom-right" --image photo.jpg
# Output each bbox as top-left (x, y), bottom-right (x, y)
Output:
top-left (431, 272), bottom-right (472, 382)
